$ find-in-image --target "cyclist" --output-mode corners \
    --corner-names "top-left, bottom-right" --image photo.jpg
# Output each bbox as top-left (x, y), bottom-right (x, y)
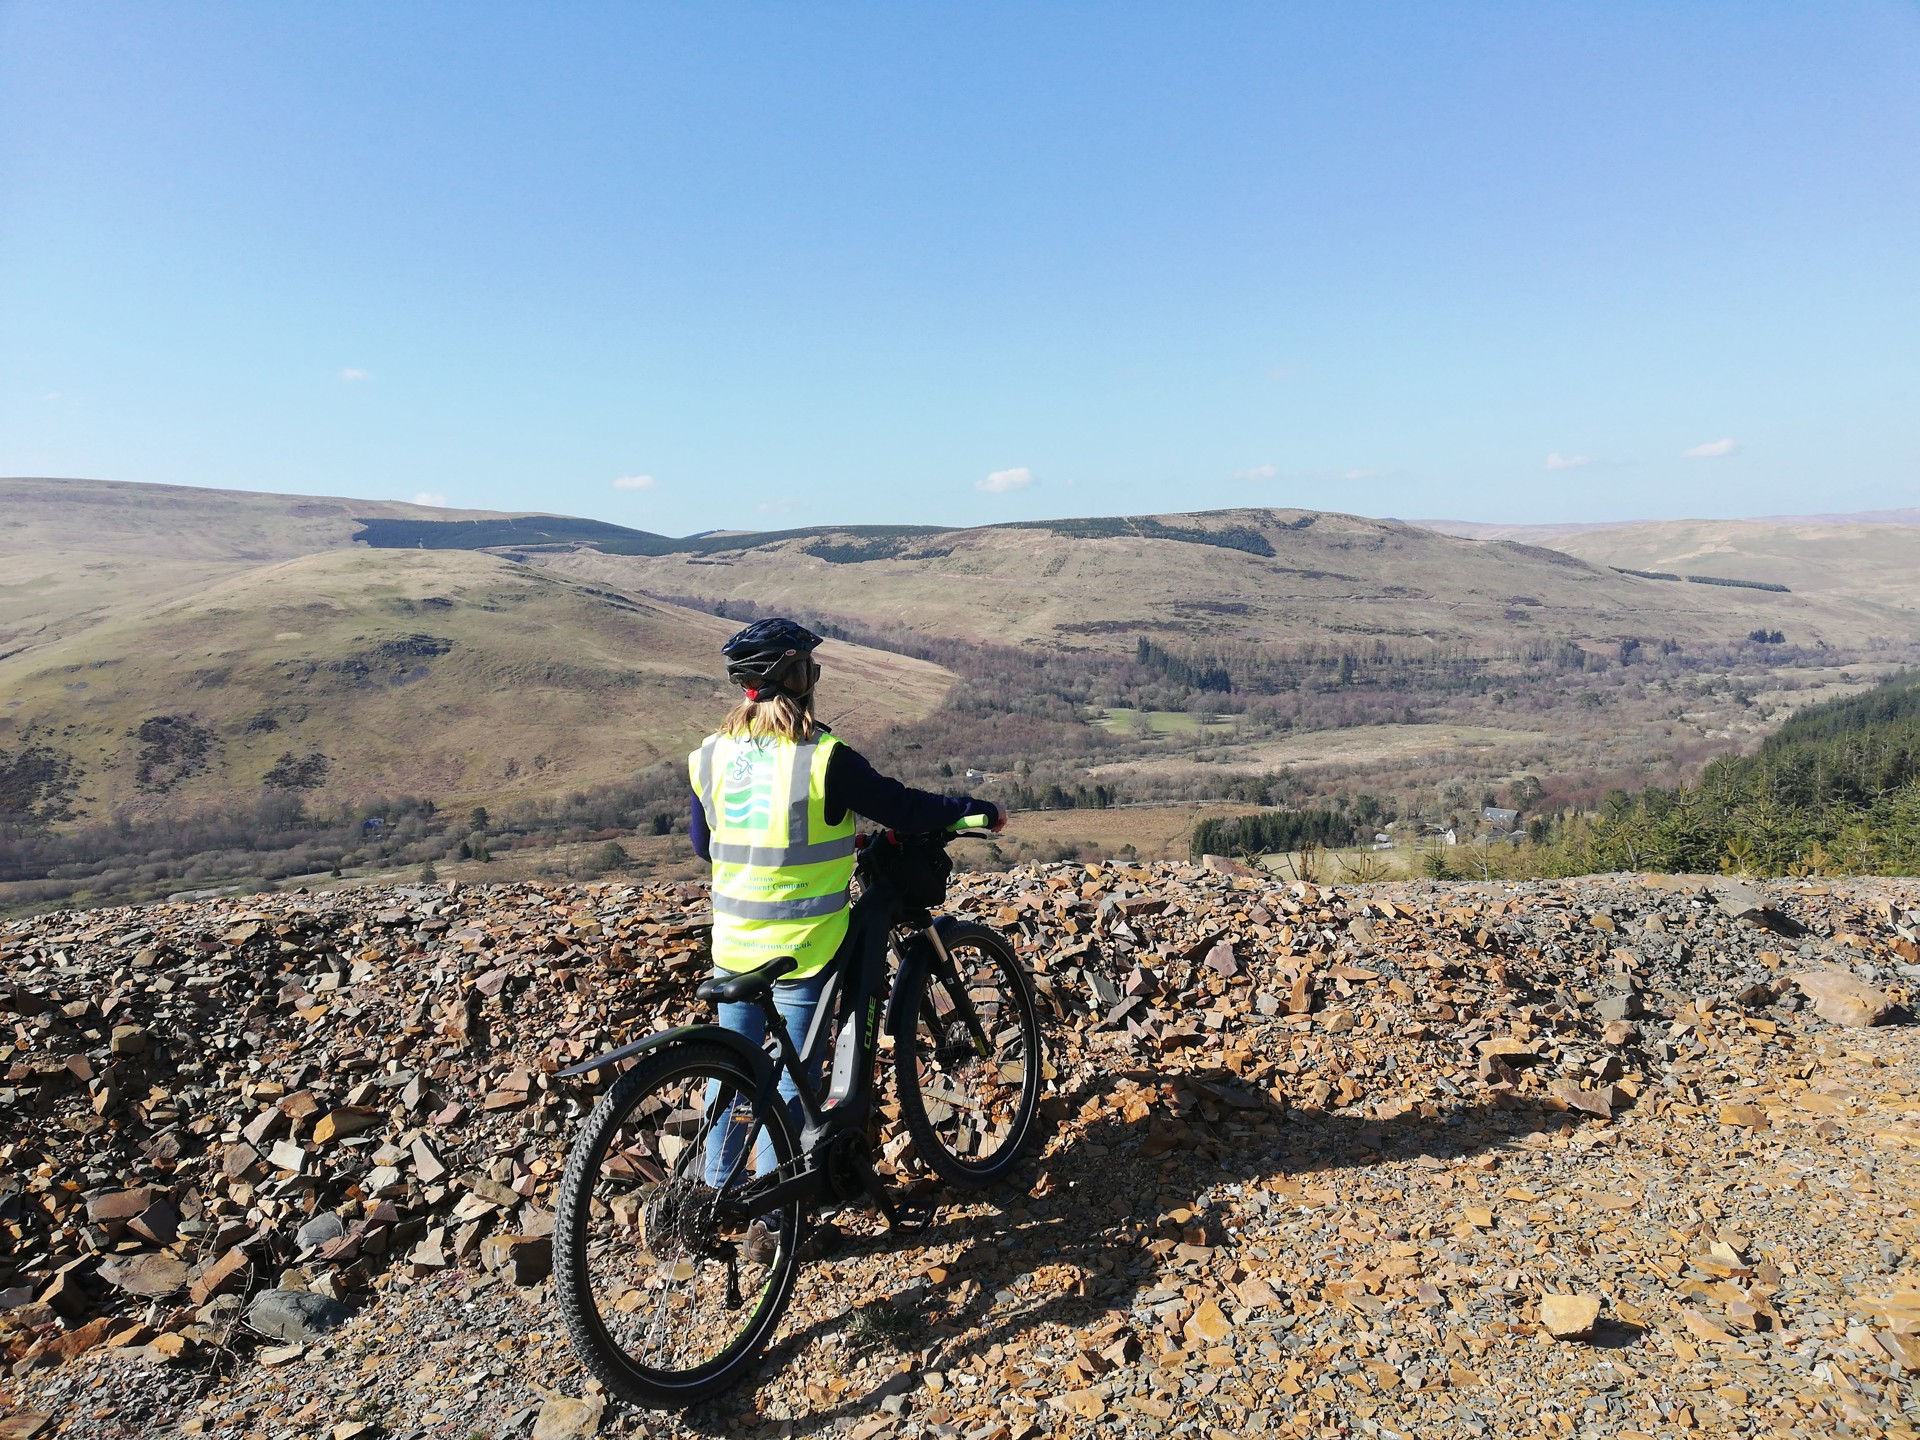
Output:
top-left (687, 617), bottom-right (1004, 1261)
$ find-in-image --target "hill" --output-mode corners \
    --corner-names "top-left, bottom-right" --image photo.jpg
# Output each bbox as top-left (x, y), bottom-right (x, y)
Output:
top-left (6, 478), bottom-right (1919, 871)
top-left (514, 506), bottom-right (1903, 653)
top-left (0, 477), bottom-right (515, 661)
top-left (10, 478), bottom-right (1905, 666)
top-left (0, 547), bottom-right (951, 824)
top-left (1420, 512), bottom-right (1920, 635)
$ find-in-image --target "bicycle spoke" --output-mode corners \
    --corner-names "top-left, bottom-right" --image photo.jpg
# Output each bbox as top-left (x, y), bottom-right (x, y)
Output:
top-left (898, 926), bottom-right (1042, 1184)
top-left (558, 1046), bottom-right (801, 1398)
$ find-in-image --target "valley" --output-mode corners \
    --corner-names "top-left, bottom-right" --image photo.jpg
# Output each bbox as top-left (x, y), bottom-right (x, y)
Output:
top-left (3, 477), bottom-right (1917, 914)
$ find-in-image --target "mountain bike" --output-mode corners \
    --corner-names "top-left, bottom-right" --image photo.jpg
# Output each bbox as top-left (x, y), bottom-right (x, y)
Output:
top-left (551, 813), bottom-right (1044, 1407)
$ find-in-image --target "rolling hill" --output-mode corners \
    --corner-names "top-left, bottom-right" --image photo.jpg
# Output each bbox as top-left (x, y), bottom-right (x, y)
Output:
top-left (6, 476), bottom-right (1919, 837)
top-left (1421, 512), bottom-right (1920, 629)
top-left (0, 545), bottom-right (951, 823)
top-left (0, 477), bottom-right (515, 661)
top-left (514, 506), bottom-right (1906, 653)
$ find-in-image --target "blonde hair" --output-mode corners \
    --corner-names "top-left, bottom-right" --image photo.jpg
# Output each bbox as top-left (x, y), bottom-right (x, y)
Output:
top-left (720, 689), bottom-right (817, 744)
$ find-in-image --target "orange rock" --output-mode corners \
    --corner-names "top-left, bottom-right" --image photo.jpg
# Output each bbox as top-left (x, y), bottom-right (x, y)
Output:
top-left (1185, 1298), bottom-right (1232, 1345)
top-left (1681, 1308), bottom-right (1736, 1345)
top-left (1540, 1293), bottom-right (1602, 1339)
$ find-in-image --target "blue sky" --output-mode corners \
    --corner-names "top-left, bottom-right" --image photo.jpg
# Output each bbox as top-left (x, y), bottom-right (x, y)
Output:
top-left (3, 2), bottom-right (1916, 534)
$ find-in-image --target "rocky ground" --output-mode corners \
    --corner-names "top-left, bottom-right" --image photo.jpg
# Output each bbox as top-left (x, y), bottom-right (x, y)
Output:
top-left (3, 863), bottom-right (1920, 1440)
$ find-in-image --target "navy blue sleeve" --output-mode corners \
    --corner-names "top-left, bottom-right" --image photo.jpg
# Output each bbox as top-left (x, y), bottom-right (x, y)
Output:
top-left (823, 744), bottom-right (994, 832)
top-left (689, 790), bottom-right (711, 862)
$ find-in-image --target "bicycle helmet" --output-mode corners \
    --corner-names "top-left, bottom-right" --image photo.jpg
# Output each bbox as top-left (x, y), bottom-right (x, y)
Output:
top-left (722, 618), bottom-right (824, 697)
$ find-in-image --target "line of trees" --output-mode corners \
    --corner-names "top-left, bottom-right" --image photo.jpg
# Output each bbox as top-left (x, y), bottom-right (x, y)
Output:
top-left (1191, 808), bottom-right (1356, 858)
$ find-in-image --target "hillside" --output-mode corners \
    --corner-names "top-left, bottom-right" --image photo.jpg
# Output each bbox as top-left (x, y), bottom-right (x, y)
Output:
top-left (0, 548), bottom-right (951, 823)
top-left (0, 477), bottom-right (515, 661)
top-left (1422, 513), bottom-right (1920, 634)
top-left (7, 478), bottom-right (1919, 862)
top-left (1557, 668), bottom-right (1920, 877)
top-left (515, 507), bottom-right (1901, 653)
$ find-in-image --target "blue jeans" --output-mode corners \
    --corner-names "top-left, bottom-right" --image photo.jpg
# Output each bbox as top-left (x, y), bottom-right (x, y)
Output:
top-left (703, 971), bottom-right (827, 1187)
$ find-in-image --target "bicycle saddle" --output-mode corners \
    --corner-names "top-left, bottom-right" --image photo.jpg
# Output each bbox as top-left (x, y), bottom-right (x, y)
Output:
top-left (696, 956), bottom-right (798, 1005)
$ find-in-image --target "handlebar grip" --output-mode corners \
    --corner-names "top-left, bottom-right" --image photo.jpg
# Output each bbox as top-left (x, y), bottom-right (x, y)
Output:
top-left (953, 811), bottom-right (993, 832)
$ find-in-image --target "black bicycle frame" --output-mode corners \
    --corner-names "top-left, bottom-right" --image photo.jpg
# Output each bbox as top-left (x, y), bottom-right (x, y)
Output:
top-left (556, 842), bottom-right (1001, 1226)
top-left (705, 886), bottom-right (992, 1224)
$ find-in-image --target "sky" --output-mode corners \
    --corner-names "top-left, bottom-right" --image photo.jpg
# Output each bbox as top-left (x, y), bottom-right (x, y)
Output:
top-left (2, 3), bottom-right (1917, 536)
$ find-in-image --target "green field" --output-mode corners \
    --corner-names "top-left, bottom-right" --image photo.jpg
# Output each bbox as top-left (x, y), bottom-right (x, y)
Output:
top-left (1094, 707), bottom-right (1239, 736)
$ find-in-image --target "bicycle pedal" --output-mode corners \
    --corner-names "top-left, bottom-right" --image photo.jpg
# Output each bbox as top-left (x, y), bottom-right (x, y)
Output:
top-left (891, 1196), bottom-right (937, 1233)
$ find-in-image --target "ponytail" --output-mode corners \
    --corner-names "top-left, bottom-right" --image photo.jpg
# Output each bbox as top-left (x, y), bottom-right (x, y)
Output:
top-left (720, 689), bottom-right (816, 744)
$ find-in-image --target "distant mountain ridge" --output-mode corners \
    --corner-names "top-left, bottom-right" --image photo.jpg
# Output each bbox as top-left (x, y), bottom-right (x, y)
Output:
top-left (1422, 505), bottom-right (1920, 539)
top-left (351, 509), bottom-right (1295, 560)
top-left (1414, 507), bottom-right (1920, 618)
top-left (8, 477), bottom-right (1914, 671)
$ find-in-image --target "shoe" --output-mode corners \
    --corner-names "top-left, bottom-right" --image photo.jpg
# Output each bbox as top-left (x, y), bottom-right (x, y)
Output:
top-left (743, 1218), bottom-right (781, 1266)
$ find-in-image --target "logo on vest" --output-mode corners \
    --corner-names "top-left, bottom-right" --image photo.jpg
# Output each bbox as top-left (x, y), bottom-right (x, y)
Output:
top-left (721, 745), bottom-right (776, 830)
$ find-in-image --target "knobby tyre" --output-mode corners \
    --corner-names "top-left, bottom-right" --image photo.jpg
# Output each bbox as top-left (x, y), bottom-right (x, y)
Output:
top-left (894, 921), bottom-right (1043, 1188)
top-left (553, 1041), bottom-right (802, 1407)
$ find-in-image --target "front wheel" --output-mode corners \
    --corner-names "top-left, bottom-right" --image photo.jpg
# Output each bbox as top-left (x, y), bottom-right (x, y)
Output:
top-left (553, 1040), bottom-right (803, 1407)
top-left (894, 921), bottom-right (1043, 1188)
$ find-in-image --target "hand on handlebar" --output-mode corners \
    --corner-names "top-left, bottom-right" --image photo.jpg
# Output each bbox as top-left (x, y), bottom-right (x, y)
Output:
top-left (951, 805), bottom-right (1008, 835)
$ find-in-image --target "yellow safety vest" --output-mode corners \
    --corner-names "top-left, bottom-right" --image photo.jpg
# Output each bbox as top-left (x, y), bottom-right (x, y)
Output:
top-left (689, 730), bottom-right (858, 977)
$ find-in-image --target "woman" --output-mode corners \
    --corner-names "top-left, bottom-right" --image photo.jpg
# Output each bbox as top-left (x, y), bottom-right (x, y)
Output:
top-left (688, 618), bottom-right (1003, 1259)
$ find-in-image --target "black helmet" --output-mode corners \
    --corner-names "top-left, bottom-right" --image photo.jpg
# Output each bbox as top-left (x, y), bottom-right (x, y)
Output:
top-left (722, 618), bottom-right (823, 694)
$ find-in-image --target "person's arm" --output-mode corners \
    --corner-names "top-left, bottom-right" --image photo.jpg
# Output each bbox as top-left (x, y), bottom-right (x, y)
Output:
top-left (689, 790), bottom-right (712, 862)
top-left (823, 744), bottom-right (999, 832)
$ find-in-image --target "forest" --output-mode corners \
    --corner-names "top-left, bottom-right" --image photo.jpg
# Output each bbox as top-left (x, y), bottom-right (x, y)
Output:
top-left (1533, 668), bottom-right (1920, 877)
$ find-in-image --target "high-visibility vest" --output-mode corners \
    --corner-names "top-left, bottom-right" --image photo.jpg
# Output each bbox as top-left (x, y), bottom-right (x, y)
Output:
top-left (689, 730), bottom-right (858, 977)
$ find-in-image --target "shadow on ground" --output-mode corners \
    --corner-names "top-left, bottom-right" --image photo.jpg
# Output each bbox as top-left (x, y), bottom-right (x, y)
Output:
top-left (675, 1062), bottom-right (1593, 1435)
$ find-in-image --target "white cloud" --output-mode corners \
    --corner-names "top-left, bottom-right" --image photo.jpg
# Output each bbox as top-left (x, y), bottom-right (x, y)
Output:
top-left (411, 491), bottom-right (448, 507)
top-left (41, 391), bottom-right (61, 402)
top-left (1544, 452), bottom-right (1592, 471)
top-left (756, 498), bottom-right (795, 515)
top-left (612, 474), bottom-right (656, 490)
top-left (977, 466), bottom-right (1035, 494)
top-left (339, 368), bottom-right (370, 382)
top-left (1267, 365), bottom-right (1299, 382)
top-left (1683, 437), bottom-right (1739, 459)
top-left (1341, 469), bottom-right (1378, 482)
top-left (1234, 463), bottom-right (1278, 481)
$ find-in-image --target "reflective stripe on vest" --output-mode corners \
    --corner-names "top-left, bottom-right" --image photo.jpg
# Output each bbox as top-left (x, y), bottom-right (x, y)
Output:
top-left (710, 890), bottom-right (847, 921)
top-left (707, 837), bottom-right (858, 868)
top-left (690, 730), bottom-right (856, 977)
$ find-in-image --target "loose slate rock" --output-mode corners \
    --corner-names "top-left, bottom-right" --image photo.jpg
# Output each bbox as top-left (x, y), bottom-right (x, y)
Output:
top-left (96, 1254), bottom-right (191, 1299)
top-left (1791, 965), bottom-right (1896, 1026)
top-left (6, 868), bottom-right (1920, 1438)
top-left (531, 1394), bottom-right (606, 1440)
top-left (295, 1212), bottom-right (347, 1251)
top-left (1540, 1293), bottom-right (1602, 1339)
top-left (244, 1288), bottom-right (351, 1342)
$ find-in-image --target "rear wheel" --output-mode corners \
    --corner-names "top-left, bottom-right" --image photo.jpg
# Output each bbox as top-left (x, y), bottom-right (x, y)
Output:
top-left (894, 922), bottom-right (1042, 1188)
top-left (553, 1041), bottom-right (802, 1407)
